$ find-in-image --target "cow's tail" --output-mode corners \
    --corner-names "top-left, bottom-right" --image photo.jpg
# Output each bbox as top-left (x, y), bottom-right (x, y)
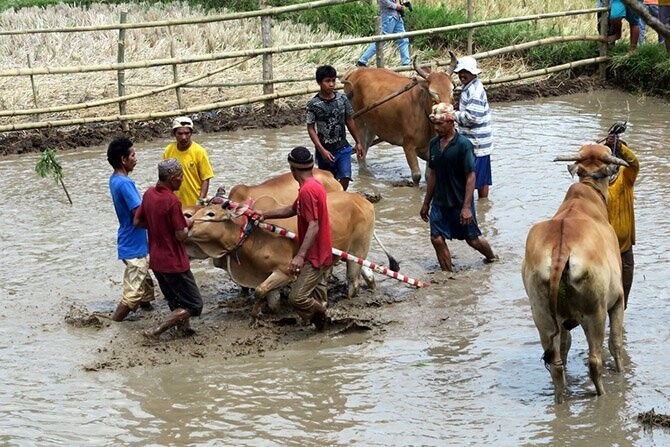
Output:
top-left (543, 234), bottom-right (571, 369)
top-left (373, 230), bottom-right (400, 272)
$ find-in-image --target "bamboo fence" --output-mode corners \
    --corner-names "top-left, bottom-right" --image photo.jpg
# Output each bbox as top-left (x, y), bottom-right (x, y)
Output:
top-left (0, 2), bottom-right (609, 132)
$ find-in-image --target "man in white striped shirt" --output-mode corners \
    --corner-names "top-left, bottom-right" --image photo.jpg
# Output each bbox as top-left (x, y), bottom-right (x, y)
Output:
top-left (454, 56), bottom-right (493, 199)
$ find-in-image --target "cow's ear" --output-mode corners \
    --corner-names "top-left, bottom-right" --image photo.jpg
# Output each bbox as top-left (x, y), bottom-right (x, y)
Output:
top-left (567, 163), bottom-right (579, 177)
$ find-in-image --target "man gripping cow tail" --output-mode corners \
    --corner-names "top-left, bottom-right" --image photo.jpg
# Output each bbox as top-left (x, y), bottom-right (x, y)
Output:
top-left (604, 125), bottom-right (640, 309)
top-left (258, 147), bottom-right (332, 330)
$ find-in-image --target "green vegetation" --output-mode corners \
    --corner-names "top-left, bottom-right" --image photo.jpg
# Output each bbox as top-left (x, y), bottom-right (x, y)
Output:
top-left (609, 44), bottom-right (670, 98)
top-left (35, 148), bottom-right (73, 204)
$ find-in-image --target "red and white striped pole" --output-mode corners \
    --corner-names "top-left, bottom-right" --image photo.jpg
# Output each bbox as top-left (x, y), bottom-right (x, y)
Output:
top-left (219, 198), bottom-right (430, 288)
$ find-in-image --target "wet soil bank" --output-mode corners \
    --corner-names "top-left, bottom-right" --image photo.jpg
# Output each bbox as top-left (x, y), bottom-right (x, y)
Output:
top-left (1, 76), bottom-right (616, 156)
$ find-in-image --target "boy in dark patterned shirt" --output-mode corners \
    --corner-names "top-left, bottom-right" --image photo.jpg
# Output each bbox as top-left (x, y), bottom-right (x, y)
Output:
top-left (306, 65), bottom-right (363, 191)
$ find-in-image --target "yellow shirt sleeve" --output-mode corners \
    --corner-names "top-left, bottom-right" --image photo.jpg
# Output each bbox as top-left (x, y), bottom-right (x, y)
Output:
top-left (607, 143), bottom-right (639, 252)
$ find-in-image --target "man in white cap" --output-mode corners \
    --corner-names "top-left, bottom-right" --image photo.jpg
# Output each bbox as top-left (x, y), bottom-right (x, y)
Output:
top-left (163, 116), bottom-right (214, 206)
top-left (453, 56), bottom-right (493, 200)
top-left (420, 103), bottom-right (496, 272)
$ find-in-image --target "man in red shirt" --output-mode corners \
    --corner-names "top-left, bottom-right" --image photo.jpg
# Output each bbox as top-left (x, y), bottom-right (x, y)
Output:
top-left (260, 147), bottom-right (332, 330)
top-left (134, 158), bottom-right (203, 339)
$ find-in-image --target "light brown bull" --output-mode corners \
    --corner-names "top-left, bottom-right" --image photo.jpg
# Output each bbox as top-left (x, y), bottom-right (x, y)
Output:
top-left (522, 144), bottom-right (629, 403)
top-left (189, 191), bottom-right (376, 314)
top-left (343, 54), bottom-right (457, 184)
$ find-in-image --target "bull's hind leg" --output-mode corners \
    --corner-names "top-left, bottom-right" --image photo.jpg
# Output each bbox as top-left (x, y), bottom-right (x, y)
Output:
top-left (608, 295), bottom-right (625, 373)
top-left (346, 262), bottom-right (363, 299)
top-left (560, 327), bottom-right (572, 367)
top-left (582, 315), bottom-right (607, 396)
top-left (532, 306), bottom-right (566, 403)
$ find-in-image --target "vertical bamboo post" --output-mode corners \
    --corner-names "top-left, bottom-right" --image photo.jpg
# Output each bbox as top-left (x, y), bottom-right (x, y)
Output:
top-left (375, 15), bottom-right (384, 68)
top-left (260, 0), bottom-right (274, 113)
top-left (599, 0), bottom-right (610, 79)
top-left (26, 54), bottom-right (39, 121)
top-left (117, 9), bottom-right (129, 132)
top-left (467, 0), bottom-right (474, 55)
top-left (168, 26), bottom-right (183, 109)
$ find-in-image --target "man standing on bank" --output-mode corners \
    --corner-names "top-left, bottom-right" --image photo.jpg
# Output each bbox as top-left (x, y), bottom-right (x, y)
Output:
top-left (163, 116), bottom-right (214, 206)
top-left (259, 147), bottom-right (332, 330)
top-left (420, 103), bottom-right (496, 272)
top-left (357, 0), bottom-right (411, 67)
top-left (135, 159), bottom-right (204, 339)
top-left (107, 137), bottom-right (155, 321)
top-left (453, 56), bottom-right (493, 199)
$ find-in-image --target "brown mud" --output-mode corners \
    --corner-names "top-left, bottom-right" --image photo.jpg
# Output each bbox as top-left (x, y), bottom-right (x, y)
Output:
top-left (71, 270), bottom-right (403, 372)
top-left (1, 76), bottom-right (615, 156)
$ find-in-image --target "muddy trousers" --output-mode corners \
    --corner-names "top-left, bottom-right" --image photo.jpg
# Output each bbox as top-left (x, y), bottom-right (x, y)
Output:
top-left (621, 247), bottom-right (634, 309)
top-left (289, 263), bottom-right (331, 321)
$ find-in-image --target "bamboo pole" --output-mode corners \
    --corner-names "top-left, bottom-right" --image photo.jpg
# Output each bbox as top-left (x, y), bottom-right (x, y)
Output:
top-left (467, 0), bottom-right (474, 55)
top-left (260, 0), bottom-right (275, 113)
top-left (375, 15), bottom-right (384, 68)
top-left (0, 56), bottom-right (255, 117)
top-left (480, 57), bottom-right (609, 85)
top-left (26, 54), bottom-right (39, 121)
top-left (0, 0), bottom-right (359, 36)
top-left (0, 8), bottom-right (605, 78)
top-left (168, 26), bottom-right (183, 109)
top-left (599, 0), bottom-right (610, 79)
top-left (0, 56), bottom-right (608, 132)
top-left (117, 9), bottom-right (128, 132)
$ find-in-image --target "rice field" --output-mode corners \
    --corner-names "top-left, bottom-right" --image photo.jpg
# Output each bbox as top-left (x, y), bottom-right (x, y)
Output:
top-left (0, 1), bottom-right (602, 126)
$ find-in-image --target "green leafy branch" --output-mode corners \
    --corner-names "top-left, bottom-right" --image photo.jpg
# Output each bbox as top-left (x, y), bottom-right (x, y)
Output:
top-left (35, 148), bottom-right (73, 205)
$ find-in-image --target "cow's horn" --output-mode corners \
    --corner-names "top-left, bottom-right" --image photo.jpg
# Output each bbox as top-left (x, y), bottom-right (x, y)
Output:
top-left (413, 55), bottom-right (429, 79)
top-left (553, 154), bottom-right (583, 162)
top-left (446, 51), bottom-right (458, 75)
top-left (601, 153), bottom-right (630, 167)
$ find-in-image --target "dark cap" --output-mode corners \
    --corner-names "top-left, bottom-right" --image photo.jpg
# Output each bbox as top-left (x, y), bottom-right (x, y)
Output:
top-left (288, 146), bottom-right (314, 169)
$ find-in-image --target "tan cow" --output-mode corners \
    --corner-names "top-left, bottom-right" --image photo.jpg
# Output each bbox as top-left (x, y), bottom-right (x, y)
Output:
top-left (189, 191), bottom-right (377, 314)
top-left (228, 168), bottom-right (343, 204)
top-left (522, 144), bottom-right (629, 403)
top-left (343, 54), bottom-right (457, 184)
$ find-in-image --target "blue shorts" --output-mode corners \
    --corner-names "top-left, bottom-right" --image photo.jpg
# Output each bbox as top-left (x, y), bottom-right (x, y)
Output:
top-left (429, 203), bottom-right (482, 241)
top-left (315, 146), bottom-right (353, 181)
top-left (474, 155), bottom-right (492, 189)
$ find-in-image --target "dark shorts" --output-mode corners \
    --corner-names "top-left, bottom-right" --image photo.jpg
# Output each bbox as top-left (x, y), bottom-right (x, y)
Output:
top-left (153, 270), bottom-right (203, 317)
top-left (429, 203), bottom-right (482, 241)
top-left (315, 145), bottom-right (353, 181)
top-left (474, 155), bottom-right (492, 189)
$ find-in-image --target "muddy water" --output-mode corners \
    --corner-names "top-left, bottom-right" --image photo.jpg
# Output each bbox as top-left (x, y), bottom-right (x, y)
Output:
top-left (1, 90), bottom-right (669, 445)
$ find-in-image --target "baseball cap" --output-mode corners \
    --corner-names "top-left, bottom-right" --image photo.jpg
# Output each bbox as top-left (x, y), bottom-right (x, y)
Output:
top-left (172, 116), bottom-right (194, 130)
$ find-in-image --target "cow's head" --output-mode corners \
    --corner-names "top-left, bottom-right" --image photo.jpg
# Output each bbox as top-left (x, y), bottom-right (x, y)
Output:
top-left (188, 205), bottom-right (242, 258)
top-left (413, 52), bottom-right (457, 105)
top-left (554, 144), bottom-right (629, 180)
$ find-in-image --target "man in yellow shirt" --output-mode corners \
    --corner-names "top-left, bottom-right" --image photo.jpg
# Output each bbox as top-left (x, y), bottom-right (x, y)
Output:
top-left (163, 117), bottom-right (214, 205)
top-left (605, 130), bottom-right (639, 309)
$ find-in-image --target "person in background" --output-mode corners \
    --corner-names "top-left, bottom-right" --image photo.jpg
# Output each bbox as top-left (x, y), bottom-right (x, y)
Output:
top-left (420, 103), bottom-right (496, 272)
top-left (356, 0), bottom-right (411, 67)
top-left (453, 56), bottom-right (493, 200)
top-left (306, 65), bottom-right (363, 191)
top-left (604, 129), bottom-right (640, 309)
top-left (259, 147), bottom-right (332, 330)
top-left (135, 158), bottom-right (204, 339)
top-left (107, 137), bottom-right (155, 321)
top-left (598, 0), bottom-right (641, 50)
top-left (163, 116), bottom-right (214, 206)
top-left (659, 1), bottom-right (670, 54)
top-left (639, 0), bottom-right (666, 46)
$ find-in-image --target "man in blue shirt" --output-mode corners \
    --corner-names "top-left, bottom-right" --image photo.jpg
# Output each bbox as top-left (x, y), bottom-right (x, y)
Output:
top-left (420, 103), bottom-right (496, 272)
top-left (357, 0), bottom-right (411, 67)
top-left (107, 137), bottom-right (155, 321)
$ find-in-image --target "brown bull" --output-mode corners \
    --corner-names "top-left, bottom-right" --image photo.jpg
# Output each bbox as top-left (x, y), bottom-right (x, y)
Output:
top-left (522, 144), bottom-right (629, 403)
top-left (343, 53), bottom-right (457, 184)
top-left (189, 191), bottom-right (376, 314)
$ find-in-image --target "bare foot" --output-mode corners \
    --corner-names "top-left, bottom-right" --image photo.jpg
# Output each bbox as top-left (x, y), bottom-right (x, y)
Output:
top-left (484, 255), bottom-right (499, 264)
top-left (142, 327), bottom-right (161, 340)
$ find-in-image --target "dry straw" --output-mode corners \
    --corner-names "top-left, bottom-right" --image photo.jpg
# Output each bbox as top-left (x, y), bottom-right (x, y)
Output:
top-left (0, 1), bottom-right (600, 126)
